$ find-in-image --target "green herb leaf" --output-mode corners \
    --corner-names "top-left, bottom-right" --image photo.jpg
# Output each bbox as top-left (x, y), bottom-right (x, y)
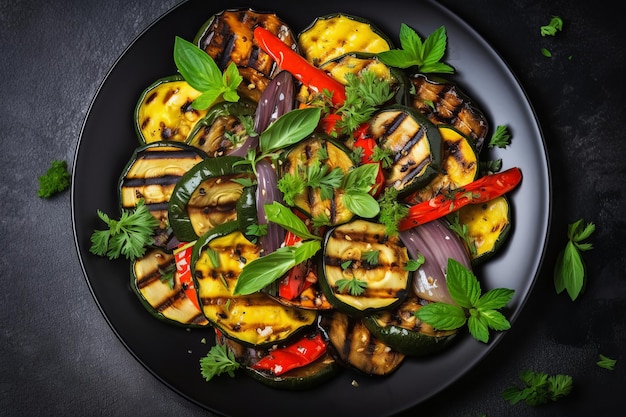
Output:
top-left (446, 258), bottom-right (481, 309)
top-left (173, 37), bottom-right (242, 109)
top-left (89, 199), bottom-right (159, 260)
top-left (38, 159), bottom-right (71, 198)
top-left (199, 344), bottom-right (240, 381)
top-left (377, 187), bottom-right (408, 236)
top-left (415, 302), bottom-right (467, 330)
top-left (554, 218), bottom-right (595, 300)
top-left (502, 370), bottom-right (573, 406)
top-left (341, 164), bottom-right (381, 218)
top-left (404, 254), bottom-right (425, 271)
top-left (378, 24), bottom-right (454, 74)
top-left (362, 250), bottom-right (380, 265)
top-left (343, 191), bottom-right (380, 219)
top-left (259, 107), bottom-right (321, 153)
top-left (597, 354), bottom-right (616, 370)
top-left (264, 202), bottom-right (320, 241)
top-left (336, 276), bottom-right (368, 296)
top-left (540, 16), bottom-right (564, 37)
top-left (541, 47), bottom-right (552, 57)
top-left (488, 125), bottom-right (512, 149)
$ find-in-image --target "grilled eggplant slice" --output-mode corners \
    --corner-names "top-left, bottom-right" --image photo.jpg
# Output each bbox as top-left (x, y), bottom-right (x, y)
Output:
top-left (134, 75), bottom-right (208, 144)
top-left (131, 248), bottom-right (209, 327)
top-left (457, 195), bottom-right (512, 265)
top-left (280, 134), bottom-right (355, 226)
top-left (409, 74), bottom-right (489, 152)
top-left (320, 220), bottom-right (410, 315)
top-left (194, 9), bottom-right (298, 102)
top-left (187, 99), bottom-right (258, 157)
top-left (298, 14), bottom-right (393, 67)
top-left (168, 155), bottom-right (254, 242)
top-left (363, 296), bottom-right (458, 356)
top-left (319, 311), bottom-right (405, 376)
top-left (191, 222), bottom-right (317, 347)
top-left (368, 105), bottom-right (443, 195)
top-left (407, 125), bottom-right (479, 202)
top-left (119, 142), bottom-right (207, 248)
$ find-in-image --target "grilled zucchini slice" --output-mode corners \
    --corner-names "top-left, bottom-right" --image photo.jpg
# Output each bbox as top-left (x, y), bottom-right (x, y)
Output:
top-left (298, 14), bottom-right (393, 66)
top-left (280, 134), bottom-right (355, 226)
top-left (118, 141), bottom-right (207, 247)
top-left (134, 75), bottom-right (208, 144)
top-left (409, 74), bottom-right (489, 152)
top-left (368, 105), bottom-right (443, 195)
top-left (320, 311), bottom-right (405, 376)
top-left (194, 9), bottom-right (298, 102)
top-left (457, 195), bottom-right (512, 265)
top-left (407, 125), bottom-right (479, 202)
top-left (320, 220), bottom-right (410, 315)
top-left (168, 155), bottom-right (254, 242)
top-left (187, 99), bottom-right (257, 157)
top-left (363, 296), bottom-right (458, 356)
top-left (191, 222), bottom-right (317, 347)
top-left (131, 248), bottom-right (208, 327)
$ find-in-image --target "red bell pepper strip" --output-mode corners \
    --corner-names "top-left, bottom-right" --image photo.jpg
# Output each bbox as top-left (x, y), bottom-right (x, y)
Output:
top-left (398, 167), bottom-right (523, 231)
top-left (352, 123), bottom-right (385, 197)
top-left (173, 242), bottom-right (202, 311)
top-left (278, 231), bottom-right (315, 300)
top-left (253, 26), bottom-right (347, 107)
top-left (251, 333), bottom-right (327, 376)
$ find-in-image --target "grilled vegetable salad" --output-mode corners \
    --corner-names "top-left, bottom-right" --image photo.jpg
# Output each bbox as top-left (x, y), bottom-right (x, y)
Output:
top-left (90, 8), bottom-right (523, 390)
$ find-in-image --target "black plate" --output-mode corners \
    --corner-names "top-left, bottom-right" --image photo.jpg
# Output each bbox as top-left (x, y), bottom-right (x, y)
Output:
top-left (72, 0), bottom-right (550, 415)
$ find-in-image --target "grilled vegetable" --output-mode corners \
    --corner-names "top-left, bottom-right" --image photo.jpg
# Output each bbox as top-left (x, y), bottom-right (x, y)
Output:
top-left (134, 75), bottom-right (208, 144)
top-left (457, 195), bottom-right (512, 264)
top-left (168, 156), bottom-right (254, 242)
top-left (320, 220), bottom-right (410, 315)
top-left (367, 105), bottom-right (443, 195)
top-left (407, 125), bottom-right (479, 202)
top-left (192, 222), bottom-right (317, 346)
top-left (409, 74), bottom-right (489, 152)
top-left (131, 248), bottom-right (209, 327)
top-left (298, 14), bottom-right (393, 67)
top-left (280, 134), bottom-right (355, 226)
top-left (187, 99), bottom-right (257, 157)
top-left (363, 296), bottom-right (458, 356)
top-left (118, 142), bottom-right (207, 248)
top-left (319, 311), bottom-right (405, 376)
top-left (194, 9), bottom-right (298, 102)
top-left (218, 330), bottom-right (339, 390)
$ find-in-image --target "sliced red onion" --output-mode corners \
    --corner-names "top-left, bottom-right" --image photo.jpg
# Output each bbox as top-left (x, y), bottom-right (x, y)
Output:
top-left (255, 158), bottom-right (286, 255)
top-left (227, 134), bottom-right (259, 158)
top-left (399, 219), bottom-right (472, 305)
top-left (254, 71), bottom-right (295, 134)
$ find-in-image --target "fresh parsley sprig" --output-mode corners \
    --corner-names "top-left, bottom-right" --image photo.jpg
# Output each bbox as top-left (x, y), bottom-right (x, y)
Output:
top-left (415, 258), bottom-right (514, 343)
top-left (502, 370), bottom-right (573, 406)
top-left (378, 24), bottom-right (454, 74)
top-left (377, 187), bottom-right (409, 236)
top-left (173, 36), bottom-right (242, 110)
top-left (540, 16), bottom-right (564, 37)
top-left (488, 125), bottom-right (512, 149)
top-left (89, 199), bottom-right (159, 260)
top-left (597, 354), bottom-right (617, 370)
top-left (554, 218), bottom-right (595, 301)
top-left (199, 344), bottom-right (240, 381)
top-left (38, 159), bottom-right (71, 198)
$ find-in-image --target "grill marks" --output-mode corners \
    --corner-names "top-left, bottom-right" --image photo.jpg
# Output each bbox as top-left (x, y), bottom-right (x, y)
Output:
top-left (197, 9), bottom-right (298, 101)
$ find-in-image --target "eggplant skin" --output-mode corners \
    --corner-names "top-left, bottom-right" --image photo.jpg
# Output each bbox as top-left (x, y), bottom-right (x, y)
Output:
top-left (195, 9), bottom-right (298, 102)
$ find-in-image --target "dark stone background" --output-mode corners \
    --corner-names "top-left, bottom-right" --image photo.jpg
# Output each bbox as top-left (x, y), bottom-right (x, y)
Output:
top-left (1, 0), bottom-right (624, 416)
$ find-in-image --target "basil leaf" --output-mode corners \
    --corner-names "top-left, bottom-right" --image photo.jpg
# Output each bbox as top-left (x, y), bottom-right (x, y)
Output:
top-left (342, 163), bottom-right (379, 193)
top-left (173, 36), bottom-right (222, 92)
top-left (446, 258), bottom-right (481, 308)
top-left (476, 287), bottom-right (515, 311)
top-left (233, 247), bottom-right (296, 295)
top-left (343, 191), bottom-right (380, 219)
top-left (562, 241), bottom-right (584, 300)
top-left (415, 302), bottom-right (466, 330)
top-left (468, 312), bottom-right (490, 343)
top-left (264, 202), bottom-right (320, 241)
top-left (293, 240), bottom-right (321, 264)
top-left (480, 309), bottom-right (511, 331)
top-left (259, 107), bottom-right (321, 153)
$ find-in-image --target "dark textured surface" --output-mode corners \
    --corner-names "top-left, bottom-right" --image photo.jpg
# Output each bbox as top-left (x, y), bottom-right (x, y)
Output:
top-left (1, 0), bottom-right (624, 416)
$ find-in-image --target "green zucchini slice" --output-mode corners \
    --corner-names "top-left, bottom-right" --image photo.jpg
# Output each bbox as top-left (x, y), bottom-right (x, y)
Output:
top-left (194, 9), bottom-right (298, 102)
top-left (409, 74), bottom-right (489, 152)
top-left (134, 75), bottom-right (208, 144)
top-left (363, 296), bottom-right (458, 356)
top-left (280, 134), bottom-right (355, 226)
top-left (368, 105), bottom-right (443, 195)
top-left (191, 222), bottom-right (317, 347)
top-left (407, 125), bottom-right (479, 202)
top-left (457, 195), bottom-right (512, 265)
top-left (298, 14), bottom-right (393, 67)
top-left (167, 156), bottom-right (254, 242)
top-left (186, 100), bottom-right (257, 157)
top-left (131, 248), bottom-right (209, 327)
top-left (320, 219), bottom-right (410, 315)
top-left (319, 311), bottom-right (405, 376)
